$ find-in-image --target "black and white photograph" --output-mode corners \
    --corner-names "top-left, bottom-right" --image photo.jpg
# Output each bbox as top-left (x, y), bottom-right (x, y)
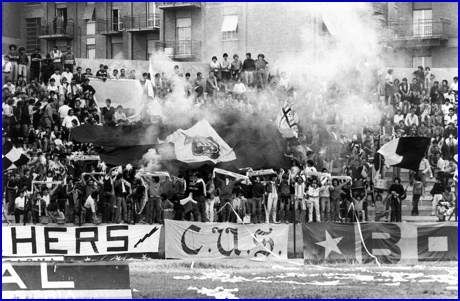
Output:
top-left (1, 1), bottom-right (458, 299)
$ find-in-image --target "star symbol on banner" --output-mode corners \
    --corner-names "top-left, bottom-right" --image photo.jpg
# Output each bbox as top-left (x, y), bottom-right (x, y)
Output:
top-left (142, 254), bottom-right (149, 261)
top-left (315, 230), bottom-right (343, 258)
top-left (84, 257), bottom-right (91, 262)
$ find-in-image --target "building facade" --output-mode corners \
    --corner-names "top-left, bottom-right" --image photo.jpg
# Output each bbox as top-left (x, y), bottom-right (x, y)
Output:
top-left (381, 2), bottom-right (458, 68)
top-left (2, 2), bottom-right (457, 68)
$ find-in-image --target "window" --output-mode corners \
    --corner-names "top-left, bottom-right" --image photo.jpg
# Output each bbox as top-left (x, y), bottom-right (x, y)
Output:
top-left (412, 56), bottom-right (432, 69)
top-left (87, 22), bottom-right (95, 35)
top-left (413, 9), bottom-right (432, 37)
top-left (112, 9), bottom-right (122, 31)
top-left (221, 15), bottom-right (238, 40)
top-left (26, 18), bottom-right (40, 54)
top-left (176, 18), bottom-right (191, 55)
top-left (87, 46), bottom-right (96, 59)
top-left (147, 3), bottom-right (158, 27)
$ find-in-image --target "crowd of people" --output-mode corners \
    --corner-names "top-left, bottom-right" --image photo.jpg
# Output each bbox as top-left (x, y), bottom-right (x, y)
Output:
top-left (2, 45), bottom-right (458, 226)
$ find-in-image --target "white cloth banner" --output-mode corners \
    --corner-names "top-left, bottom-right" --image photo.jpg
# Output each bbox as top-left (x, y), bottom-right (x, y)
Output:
top-left (165, 220), bottom-right (289, 260)
top-left (165, 119), bottom-right (236, 163)
top-left (2, 225), bottom-right (162, 257)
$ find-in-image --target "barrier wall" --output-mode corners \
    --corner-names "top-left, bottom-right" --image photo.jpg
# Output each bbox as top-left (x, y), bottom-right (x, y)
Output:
top-left (302, 222), bottom-right (458, 263)
top-left (2, 222), bottom-right (457, 263)
top-left (2, 225), bottom-right (162, 260)
top-left (90, 78), bottom-right (143, 111)
top-left (75, 58), bottom-right (208, 79)
top-left (164, 220), bottom-right (289, 260)
top-left (2, 262), bottom-right (131, 299)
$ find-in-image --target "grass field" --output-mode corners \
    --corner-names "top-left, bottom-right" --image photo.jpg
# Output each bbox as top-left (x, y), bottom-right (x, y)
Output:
top-left (129, 259), bottom-right (458, 299)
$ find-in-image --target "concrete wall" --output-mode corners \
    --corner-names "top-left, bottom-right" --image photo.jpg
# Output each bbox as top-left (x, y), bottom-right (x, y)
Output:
top-left (2, 2), bottom-right (24, 55)
top-left (198, 2), bottom-right (315, 68)
top-left (75, 58), bottom-right (208, 77)
top-left (383, 67), bottom-right (458, 85)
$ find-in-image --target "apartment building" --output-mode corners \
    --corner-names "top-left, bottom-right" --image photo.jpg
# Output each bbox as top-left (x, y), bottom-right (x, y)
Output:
top-left (2, 2), bottom-right (457, 68)
top-left (381, 2), bottom-right (458, 68)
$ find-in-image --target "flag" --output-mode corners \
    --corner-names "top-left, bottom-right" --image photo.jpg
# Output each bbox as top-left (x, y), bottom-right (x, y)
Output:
top-left (302, 223), bottom-right (358, 262)
top-left (377, 137), bottom-right (430, 172)
top-left (2, 141), bottom-right (29, 170)
top-left (275, 101), bottom-right (299, 139)
top-left (165, 119), bottom-right (236, 164)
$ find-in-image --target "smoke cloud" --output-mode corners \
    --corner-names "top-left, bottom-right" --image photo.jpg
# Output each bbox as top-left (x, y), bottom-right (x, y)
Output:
top-left (136, 2), bottom-right (387, 171)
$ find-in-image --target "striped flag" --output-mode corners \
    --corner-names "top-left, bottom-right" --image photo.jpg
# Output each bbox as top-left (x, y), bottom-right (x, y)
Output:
top-left (275, 101), bottom-right (299, 139)
top-left (2, 141), bottom-right (29, 170)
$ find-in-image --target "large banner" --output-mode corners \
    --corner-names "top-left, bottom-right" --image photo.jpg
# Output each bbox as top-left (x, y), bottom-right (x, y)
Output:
top-left (302, 222), bottom-right (458, 263)
top-left (2, 225), bottom-right (161, 258)
top-left (165, 220), bottom-right (289, 260)
top-left (2, 262), bottom-right (131, 299)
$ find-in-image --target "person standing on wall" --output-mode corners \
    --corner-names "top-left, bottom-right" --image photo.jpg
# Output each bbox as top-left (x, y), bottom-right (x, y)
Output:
top-left (7, 44), bottom-right (19, 83)
top-left (17, 47), bottom-right (29, 82)
top-left (63, 46), bottom-right (75, 73)
top-left (30, 48), bottom-right (42, 83)
top-left (50, 45), bottom-right (63, 72)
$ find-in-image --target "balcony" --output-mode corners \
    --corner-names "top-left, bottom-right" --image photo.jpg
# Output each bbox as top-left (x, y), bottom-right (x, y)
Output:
top-left (123, 14), bottom-right (160, 32)
top-left (38, 21), bottom-right (74, 40)
top-left (156, 40), bottom-right (201, 61)
top-left (372, 2), bottom-right (387, 15)
top-left (157, 2), bottom-right (201, 11)
top-left (96, 18), bottom-right (123, 35)
top-left (384, 19), bottom-right (451, 48)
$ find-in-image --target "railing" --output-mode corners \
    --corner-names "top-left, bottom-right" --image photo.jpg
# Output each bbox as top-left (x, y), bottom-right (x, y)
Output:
top-left (123, 14), bottom-right (160, 30)
top-left (157, 2), bottom-right (201, 9)
top-left (156, 40), bottom-right (201, 59)
top-left (39, 21), bottom-right (74, 36)
top-left (96, 18), bottom-right (123, 33)
top-left (389, 19), bottom-right (451, 39)
top-left (372, 2), bottom-right (387, 15)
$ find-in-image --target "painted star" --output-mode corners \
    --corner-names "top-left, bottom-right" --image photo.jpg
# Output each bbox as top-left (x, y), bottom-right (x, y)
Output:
top-left (84, 257), bottom-right (91, 261)
top-left (142, 254), bottom-right (149, 261)
top-left (315, 230), bottom-right (343, 258)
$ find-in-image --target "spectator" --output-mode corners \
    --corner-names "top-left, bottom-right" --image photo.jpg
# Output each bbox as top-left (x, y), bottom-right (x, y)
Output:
top-left (209, 56), bottom-right (220, 80)
top-left (30, 48), bottom-right (42, 82)
top-left (242, 53), bottom-right (256, 85)
top-left (405, 107), bottom-right (419, 127)
top-left (17, 47), bottom-right (29, 81)
top-left (387, 177), bottom-right (405, 222)
top-left (114, 105), bottom-right (128, 125)
top-left (41, 54), bottom-right (55, 84)
top-left (50, 45), bottom-right (63, 72)
top-left (306, 177), bottom-right (321, 222)
top-left (373, 193), bottom-right (389, 222)
top-left (384, 69), bottom-right (394, 105)
top-left (63, 46), bottom-right (75, 72)
top-left (62, 108), bottom-right (80, 129)
top-left (231, 54), bottom-right (243, 81)
top-left (250, 176), bottom-right (265, 224)
top-left (2, 55), bottom-right (12, 86)
top-left (220, 53), bottom-right (231, 83)
top-left (96, 64), bottom-right (108, 81)
top-left (101, 98), bottom-right (116, 126)
top-left (206, 71), bottom-right (218, 99)
top-left (119, 69), bottom-right (127, 79)
top-left (14, 189), bottom-right (27, 224)
top-left (255, 54), bottom-right (269, 88)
